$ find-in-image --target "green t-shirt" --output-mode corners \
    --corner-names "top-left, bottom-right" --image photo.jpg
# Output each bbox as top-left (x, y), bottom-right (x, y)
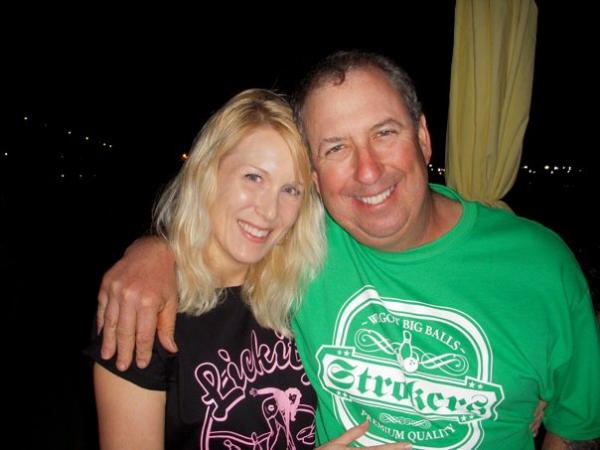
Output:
top-left (293, 184), bottom-right (600, 449)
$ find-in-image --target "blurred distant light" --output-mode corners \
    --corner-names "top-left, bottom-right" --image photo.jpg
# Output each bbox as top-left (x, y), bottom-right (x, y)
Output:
top-left (67, 130), bottom-right (72, 135)
top-left (544, 165), bottom-right (550, 170)
top-left (102, 143), bottom-right (107, 147)
top-left (24, 116), bottom-right (28, 121)
top-left (523, 165), bottom-right (529, 169)
top-left (553, 166), bottom-right (559, 171)
top-left (60, 174), bottom-right (65, 178)
top-left (181, 153), bottom-right (189, 161)
top-left (109, 145), bottom-right (113, 148)
top-left (85, 136), bottom-right (90, 141)
top-left (550, 171), bottom-right (554, 175)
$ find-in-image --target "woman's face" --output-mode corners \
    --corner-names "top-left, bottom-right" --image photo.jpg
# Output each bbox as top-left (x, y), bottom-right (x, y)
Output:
top-left (206, 126), bottom-right (304, 285)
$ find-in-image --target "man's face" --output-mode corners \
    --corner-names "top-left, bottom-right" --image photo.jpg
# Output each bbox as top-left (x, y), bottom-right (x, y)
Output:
top-left (303, 67), bottom-right (432, 252)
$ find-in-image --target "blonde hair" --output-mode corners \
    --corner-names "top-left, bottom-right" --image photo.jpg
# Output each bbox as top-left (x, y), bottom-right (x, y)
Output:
top-left (154, 89), bottom-right (325, 335)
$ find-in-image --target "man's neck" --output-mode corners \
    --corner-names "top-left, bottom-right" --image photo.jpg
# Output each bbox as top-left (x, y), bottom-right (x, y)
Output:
top-left (421, 190), bottom-right (463, 245)
top-left (388, 189), bottom-right (463, 252)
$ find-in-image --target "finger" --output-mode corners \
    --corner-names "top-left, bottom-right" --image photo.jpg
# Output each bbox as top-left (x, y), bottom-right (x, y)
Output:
top-left (531, 400), bottom-right (546, 423)
top-left (329, 420), bottom-right (370, 445)
top-left (535, 400), bottom-right (547, 419)
top-left (530, 400), bottom-right (546, 434)
top-left (115, 294), bottom-right (138, 371)
top-left (529, 417), bottom-right (541, 432)
top-left (100, 295), bottom-right (120, 360)
top-left (96, 286), bottom-right (109, 333)
top-left (157, 296), bottom-right (179, 353)
top-left (135, 297), bottom-right (160, 369)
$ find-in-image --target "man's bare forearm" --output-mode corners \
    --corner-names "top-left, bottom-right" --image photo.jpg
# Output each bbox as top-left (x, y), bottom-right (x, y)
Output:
top-left (543, 431), bottom-right (599, 449)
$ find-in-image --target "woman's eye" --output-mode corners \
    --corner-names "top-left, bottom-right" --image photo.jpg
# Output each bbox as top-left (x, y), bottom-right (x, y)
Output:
top-left (283, 185), bottom-right (302, 197)
top-left (245, 173), bottom-right (262, 182)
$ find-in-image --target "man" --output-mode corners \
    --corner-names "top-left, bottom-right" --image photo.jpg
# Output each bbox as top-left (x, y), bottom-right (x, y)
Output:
top-left (96, 51), bottom-right (600, 448)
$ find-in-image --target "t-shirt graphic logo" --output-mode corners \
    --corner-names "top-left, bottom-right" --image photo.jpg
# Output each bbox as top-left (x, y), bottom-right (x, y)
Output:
top-left (316, 286), bottom-right (504, 449)
top-left (194, 330), bottom-right (315, 449)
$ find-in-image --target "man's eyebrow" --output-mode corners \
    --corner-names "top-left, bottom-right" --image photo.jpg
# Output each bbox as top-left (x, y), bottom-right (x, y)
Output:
top-left (321, 136), bottom-right (345, 144)
top-left (370, 118), bottom-right (404, 131)
top-left (317, 135), bottom-right (346, 153)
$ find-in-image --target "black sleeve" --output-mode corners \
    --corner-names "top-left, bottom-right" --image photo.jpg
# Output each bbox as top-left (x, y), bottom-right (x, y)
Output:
top-left (83, 326), bottom-right (174, 391)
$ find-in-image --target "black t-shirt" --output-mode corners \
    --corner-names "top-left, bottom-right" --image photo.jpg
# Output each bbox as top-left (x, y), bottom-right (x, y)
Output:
top-left (86, 287), bottom-right (317, 449)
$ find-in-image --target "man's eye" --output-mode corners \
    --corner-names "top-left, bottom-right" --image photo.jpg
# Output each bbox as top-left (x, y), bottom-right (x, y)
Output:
top-left (377, 129), bottom-right (397, 137)
top-left (245, 173), bottom-right (262, 182)
top-left (325, 144), bottom-right (344, 156)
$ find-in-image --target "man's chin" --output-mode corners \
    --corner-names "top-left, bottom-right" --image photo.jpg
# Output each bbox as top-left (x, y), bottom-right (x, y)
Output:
top-left (350, 224), bottom-right (407, 252)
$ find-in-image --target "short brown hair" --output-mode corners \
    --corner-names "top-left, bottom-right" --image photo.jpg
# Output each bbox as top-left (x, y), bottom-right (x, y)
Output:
top-left (293, 50), bottom-right (422, 153)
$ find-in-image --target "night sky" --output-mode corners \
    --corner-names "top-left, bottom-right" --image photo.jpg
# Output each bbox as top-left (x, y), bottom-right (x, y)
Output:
top-left (6, 3), bottom-right (598, 162)
top-left (2, 2), bottom-right (598, 449)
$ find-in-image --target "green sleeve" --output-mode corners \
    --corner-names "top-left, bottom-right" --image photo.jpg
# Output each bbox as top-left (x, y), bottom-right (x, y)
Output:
top-left (543, 262), bottom-right (600, 440)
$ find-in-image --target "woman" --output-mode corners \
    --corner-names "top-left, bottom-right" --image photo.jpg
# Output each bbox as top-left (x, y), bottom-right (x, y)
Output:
top-left (87, 89), bottom-right (409, 450)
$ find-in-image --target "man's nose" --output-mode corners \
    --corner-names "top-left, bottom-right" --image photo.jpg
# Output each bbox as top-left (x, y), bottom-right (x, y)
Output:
top-left (354, 145), bottom-right (383, 184)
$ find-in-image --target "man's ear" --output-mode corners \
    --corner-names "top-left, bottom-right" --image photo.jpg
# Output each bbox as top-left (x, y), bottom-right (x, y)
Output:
top-left (312, 169), bottom-right (321, 195)
top-left (417, 115), bottom-right (433, 165)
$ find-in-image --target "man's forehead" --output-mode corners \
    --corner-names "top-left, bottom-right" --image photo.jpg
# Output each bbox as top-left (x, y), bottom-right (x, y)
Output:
top-left (304, 69), bottom-right (407, 134)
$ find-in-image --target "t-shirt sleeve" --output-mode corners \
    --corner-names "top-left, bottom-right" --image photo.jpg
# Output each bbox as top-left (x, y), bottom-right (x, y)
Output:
top-left (542, 257), bottom-right (600, 440)
top-left (83, 326), bottom-right (173, 391)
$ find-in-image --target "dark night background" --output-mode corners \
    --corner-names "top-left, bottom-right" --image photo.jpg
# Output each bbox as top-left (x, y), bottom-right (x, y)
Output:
top-left (2, 2), bottom-right (598, 448)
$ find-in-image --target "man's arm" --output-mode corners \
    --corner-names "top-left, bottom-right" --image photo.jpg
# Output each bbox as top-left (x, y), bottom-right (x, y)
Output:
top-left (94, 364), bottom-right (166, 449)
top-left (542, 431), bottom-right (599, 449)
top-left (97, 236), bottom-right (179, 370)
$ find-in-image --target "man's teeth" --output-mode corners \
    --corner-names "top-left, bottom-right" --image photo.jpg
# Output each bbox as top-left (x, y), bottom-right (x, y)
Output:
top-left (239, 221), bottom-right (270, 238)
top-left (357, 186), bottom-right (395, 205)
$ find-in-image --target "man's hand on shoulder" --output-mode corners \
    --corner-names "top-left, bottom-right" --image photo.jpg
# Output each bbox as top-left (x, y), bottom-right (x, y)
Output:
top-left (97, 236), bottom-right (179, 371)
